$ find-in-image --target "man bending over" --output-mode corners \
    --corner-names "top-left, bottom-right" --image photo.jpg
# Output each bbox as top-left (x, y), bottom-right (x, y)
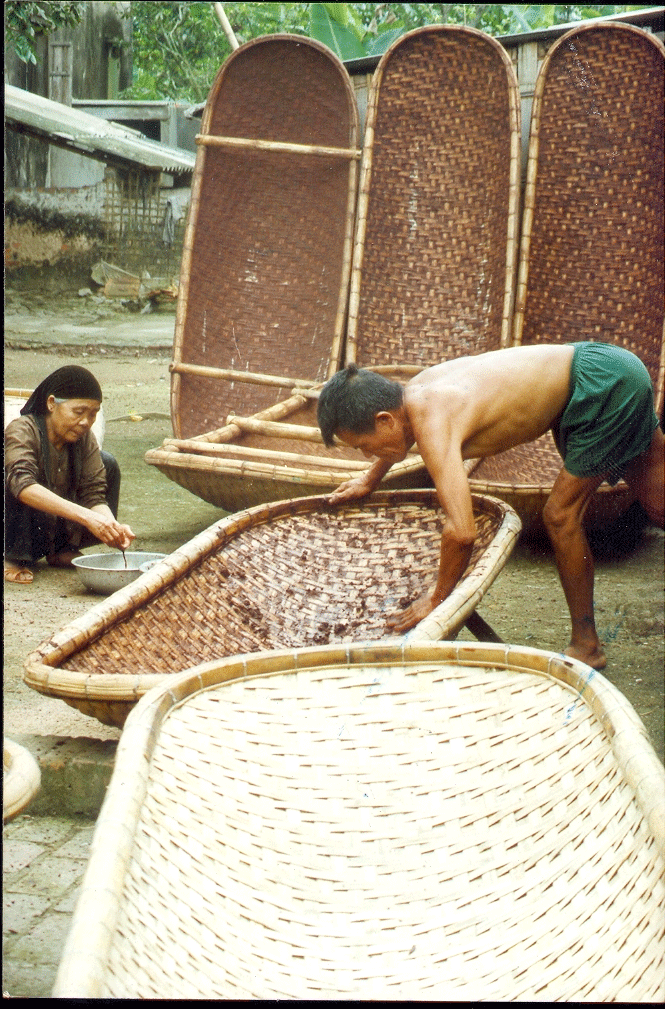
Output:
top-left (317, 343), bottom-right (664, 669)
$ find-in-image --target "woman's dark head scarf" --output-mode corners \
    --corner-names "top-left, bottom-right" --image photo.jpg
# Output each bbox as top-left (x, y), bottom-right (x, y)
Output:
top-left (20, 366), bottom-right (103, 417)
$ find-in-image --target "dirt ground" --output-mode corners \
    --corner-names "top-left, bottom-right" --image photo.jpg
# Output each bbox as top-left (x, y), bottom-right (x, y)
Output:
top-left (3, 296), bottom-right (665, 760)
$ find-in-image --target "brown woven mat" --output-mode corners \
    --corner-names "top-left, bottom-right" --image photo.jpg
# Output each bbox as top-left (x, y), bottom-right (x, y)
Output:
top-left (513, 22), bottom-right (664, 409)
top-left (347, 25), bottom-right (521, 369)
top-left (471, 23), bottom-right (664, 525)
top-left (60, 496), bottom-right (503, 677)
top-left (171, 36), bottom-right (359, 438)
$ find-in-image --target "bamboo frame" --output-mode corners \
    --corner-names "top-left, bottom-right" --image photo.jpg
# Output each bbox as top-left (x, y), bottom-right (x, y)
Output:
top-left (170, 34), bottom-right (360, 440)
top-left (470, 22), bottom-right (665, 533)
top-left (346, 24), bottom-right (521, 366)
top-left (24, 491), bottom-right (521, 728)
top-left (53, 639), bottom-right (664, 999)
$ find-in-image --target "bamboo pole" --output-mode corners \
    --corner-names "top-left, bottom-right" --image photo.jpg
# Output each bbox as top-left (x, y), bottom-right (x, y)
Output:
top-left (212, 3), bottom-right (239, 49)
top-left (161, 438), bottom-right (369, 470)
top-left (196, 134), bottom-right (361, 159)
top-left (225, 415), bottom-right (325, 442)
top-left (170, 361), bottom-right (319, 390)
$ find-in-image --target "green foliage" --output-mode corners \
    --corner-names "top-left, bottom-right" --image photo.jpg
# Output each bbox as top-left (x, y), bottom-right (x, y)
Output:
top-left (118, 2), bottom-right (654, 102)
top-left (5, 0), bottom-right (86, 64)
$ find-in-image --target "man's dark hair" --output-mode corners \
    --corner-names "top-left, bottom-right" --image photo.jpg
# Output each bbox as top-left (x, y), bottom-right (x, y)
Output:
top-left (317, 364), bottom-right (404, 447)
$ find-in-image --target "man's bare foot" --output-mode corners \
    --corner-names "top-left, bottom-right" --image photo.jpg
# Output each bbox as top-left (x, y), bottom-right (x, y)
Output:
top-left (4, 563), bottom-right (33, 584)
top-left (564, 642), bottom-right (607, 670)
top-left (46, 549), bottom-right (82, 569)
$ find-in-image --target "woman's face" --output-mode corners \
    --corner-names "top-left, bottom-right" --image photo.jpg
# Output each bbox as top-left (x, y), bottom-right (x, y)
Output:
top-left (46, 396), bottom-right (101, 449)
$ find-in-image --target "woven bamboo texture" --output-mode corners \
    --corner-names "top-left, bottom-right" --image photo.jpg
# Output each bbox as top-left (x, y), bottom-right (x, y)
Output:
top-left (53, 640), bottom-right (664, 1000)
top-left (24, 491), bottom-right (520, 728)
top-left (170, 35), bottom-right (359, 440)
top-left (470, 23), bottom-right (665, 531)
top-left (346, 25), bottom-right (521, 368)
top-left (146, 367), bottom-right (431, 511)
top-left (3, 739), bottom-right (41, 822)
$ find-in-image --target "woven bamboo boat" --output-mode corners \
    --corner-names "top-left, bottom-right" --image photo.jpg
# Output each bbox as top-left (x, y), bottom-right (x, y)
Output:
top-left (3, 739), bottom-right (41, 822)
top-left (146, 25), bottom-right (521, 512)
top-left (53, 639), bottom-right (664, 1000)
top-left (469, 22), bottom-right (665, 534)
top-left (346, 24), bottom-right (521, 367)
top-left (170, 34), bottom-right (359, 441)
top-left (24, 490), bottom-right (520, 729)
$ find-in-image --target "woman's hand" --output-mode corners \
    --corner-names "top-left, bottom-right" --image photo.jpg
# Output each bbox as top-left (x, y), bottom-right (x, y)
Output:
top-left (85, 509), bottom-right (136, 549)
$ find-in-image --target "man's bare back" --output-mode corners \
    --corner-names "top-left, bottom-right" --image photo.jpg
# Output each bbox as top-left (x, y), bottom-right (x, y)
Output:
top-left (403, 345), bottom-right (575, 461)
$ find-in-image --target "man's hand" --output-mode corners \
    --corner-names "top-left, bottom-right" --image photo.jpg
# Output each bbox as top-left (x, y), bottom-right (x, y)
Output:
top-left (386, 590), bottom-right (437, 633)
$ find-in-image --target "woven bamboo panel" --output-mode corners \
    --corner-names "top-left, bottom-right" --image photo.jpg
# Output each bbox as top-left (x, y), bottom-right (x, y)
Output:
top-left (24, 492), bottom-right (520, 728)
top-left (470, 23), bottom-right (664, 531)
top-left (347, 25), bottom-right (521, 368)
top-left (171, 36), bottom-right (359, 439)
top-left (513, 23), bottom-right (665, 409)
top-left (53, 641), bottom-right (664, 1000)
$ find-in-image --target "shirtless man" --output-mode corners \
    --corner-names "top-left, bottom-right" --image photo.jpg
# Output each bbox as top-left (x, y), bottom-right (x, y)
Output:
top-left (317, 343), bottom-right (664, 669)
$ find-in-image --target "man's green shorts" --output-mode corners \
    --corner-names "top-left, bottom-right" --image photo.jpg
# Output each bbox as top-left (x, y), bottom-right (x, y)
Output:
top-left (552, 342), bottom-right (659, 485)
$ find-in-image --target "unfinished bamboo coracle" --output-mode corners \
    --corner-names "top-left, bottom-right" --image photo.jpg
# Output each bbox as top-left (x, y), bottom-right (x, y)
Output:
top-left (53, 640), bottom-right (664, 1000)
top-left (146, 25), bottom-right (521, 512)
top-left (169, 34), bottom-right (360, 441)
top-left (24, 490), bottom-right (520, 728)
top-left (469, 22), bottom-right (665, 532)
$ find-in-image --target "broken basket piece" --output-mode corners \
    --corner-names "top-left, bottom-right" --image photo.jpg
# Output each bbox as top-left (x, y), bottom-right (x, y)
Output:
top-left (170, 34), bottom-right (359, 440)
top-left (52, 639), bottom-right (664, 1000)
top-left (469, 22), bottom-right (665, 534)
top-left (347, 24), bottom-right (521, 368)
top-left (23, 491), bottom-right (520, 729)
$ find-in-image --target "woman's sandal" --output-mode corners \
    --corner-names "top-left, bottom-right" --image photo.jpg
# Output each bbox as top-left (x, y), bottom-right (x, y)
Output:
top-left (4, 566), bottom-right (34, 584)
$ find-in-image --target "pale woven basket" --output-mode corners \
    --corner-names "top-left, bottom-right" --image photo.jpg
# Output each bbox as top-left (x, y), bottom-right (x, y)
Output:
top-left (3, 739), bottom-right (41, 822)
top-left (53, 640), bottom-right (664, 1000)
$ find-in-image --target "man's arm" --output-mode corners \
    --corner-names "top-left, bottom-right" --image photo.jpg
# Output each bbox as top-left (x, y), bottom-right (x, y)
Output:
top-left (388, 404), bottom-right (476, 632)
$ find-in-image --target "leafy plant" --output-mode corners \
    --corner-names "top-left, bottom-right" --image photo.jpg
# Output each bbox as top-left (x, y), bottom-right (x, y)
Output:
top-left (5, 0), bottom-right (86, 64)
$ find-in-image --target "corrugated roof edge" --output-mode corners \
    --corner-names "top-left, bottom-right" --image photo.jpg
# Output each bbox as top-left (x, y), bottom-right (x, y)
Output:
top-left (5, 84), bottom-right (196, 175)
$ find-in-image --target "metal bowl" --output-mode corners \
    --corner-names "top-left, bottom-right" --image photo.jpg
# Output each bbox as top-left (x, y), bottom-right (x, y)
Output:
top-left (72, 552), bottom-right (166, 595)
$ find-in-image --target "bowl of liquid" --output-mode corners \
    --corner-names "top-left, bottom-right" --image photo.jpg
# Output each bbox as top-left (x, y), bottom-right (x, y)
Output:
top-left (72, 552), bottom-right (166, 595)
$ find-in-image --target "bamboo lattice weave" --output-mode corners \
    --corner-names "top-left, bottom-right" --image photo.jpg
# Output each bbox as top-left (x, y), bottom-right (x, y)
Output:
top-left (469, 23), bottom-right (665, 530)
top-left (60, 502), bottom-right (500, 675)
top-left (347, 26), bottom-right (520, 368)
top-left (171, 36), bottom-right (358, 439)
top-left (24, 492), bottom-right (520, 728)
top-left (53, 643), bottom-right (664, 1000)
top-left (513, 22), bottom-right (664, 402)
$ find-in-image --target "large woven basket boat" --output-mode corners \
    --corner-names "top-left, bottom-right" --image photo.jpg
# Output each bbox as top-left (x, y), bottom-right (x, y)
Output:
top-left (346, 24), bottom-right (520, 367)
top-left (53, 639), bottom-right (664, 1000)
top-left (24, 491), bottom-right (520, 729)
top-left (170, 34), bottom-right (359, 441)
top-left (146, 25), bottom-right (521, 512)
top-left (469, 22), bottom-right (665, 534)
